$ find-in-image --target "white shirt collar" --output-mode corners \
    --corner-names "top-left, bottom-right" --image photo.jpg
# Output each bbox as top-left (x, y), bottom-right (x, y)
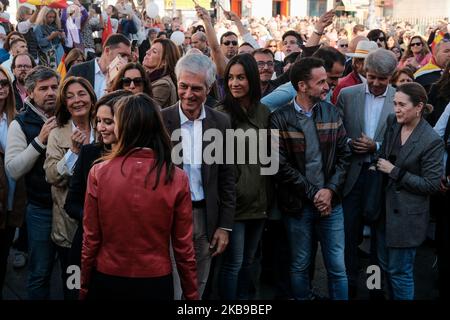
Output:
top-left (365, 83), bottom-right (388, 98)
top-left (178, 101), bottom-right (206, 125)
top-left (94, 58), bottom-right (105, 76)
top-left (71, 120), bottom-right (95, 143)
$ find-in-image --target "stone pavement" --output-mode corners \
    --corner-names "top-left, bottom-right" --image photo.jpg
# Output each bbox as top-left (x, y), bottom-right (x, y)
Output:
top-left (2, 238), bottom-right (439, 300)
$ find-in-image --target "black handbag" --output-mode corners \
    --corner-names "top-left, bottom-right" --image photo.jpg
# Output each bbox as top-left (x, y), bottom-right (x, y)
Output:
top-left (361, 164), bottom-right (384, 224)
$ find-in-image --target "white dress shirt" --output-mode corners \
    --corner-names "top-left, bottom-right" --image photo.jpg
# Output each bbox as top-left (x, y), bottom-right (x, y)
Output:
top-left (434, 102), bottom-right (450, 175)
top-left (94, 58), bottom-right (107, 99)
top-left (364, 84), bottom-right (388, 140)
top-left (179, 103), bottom-right (206, 201)
top-left (58, 122), bottom-right (95, 176)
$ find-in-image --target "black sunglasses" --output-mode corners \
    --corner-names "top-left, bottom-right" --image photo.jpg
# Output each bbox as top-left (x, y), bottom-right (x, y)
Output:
top-left (410, 42), bottom-right (422, 47)
top-left (376, 37), bottom-right (385, 42)
top-left (122, 77), bottom-right (144, 86)
top-left (223, 40), bottom-right (238, 46)
top-left (0, 79), bottom-right (9, 87)
top-left (339, 44), bottom-right (349, 48)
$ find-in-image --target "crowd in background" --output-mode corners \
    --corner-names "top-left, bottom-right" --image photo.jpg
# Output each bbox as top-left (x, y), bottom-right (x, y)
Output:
top-left (0, 0), bottom-right (449, 301)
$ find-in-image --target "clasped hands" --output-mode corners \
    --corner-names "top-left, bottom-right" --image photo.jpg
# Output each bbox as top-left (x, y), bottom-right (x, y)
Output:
top-left (313, 188), bottom-right (333, 217)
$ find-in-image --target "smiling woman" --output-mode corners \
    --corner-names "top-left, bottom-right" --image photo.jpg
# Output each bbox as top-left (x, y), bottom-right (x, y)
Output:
top-left (43, 76), bottom-right (96, 300)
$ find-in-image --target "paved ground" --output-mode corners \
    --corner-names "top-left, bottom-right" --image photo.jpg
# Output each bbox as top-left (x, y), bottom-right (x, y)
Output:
top-left (2, 236), bottom-right (439, 300)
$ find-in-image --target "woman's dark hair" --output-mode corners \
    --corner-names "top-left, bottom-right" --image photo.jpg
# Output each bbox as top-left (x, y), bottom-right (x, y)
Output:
top-left (221, 53), bottom-right (261, 127)
top-left (433, 60), bottom-right (450, 101)
top-left (390, 67), bottom-right (415, 87)
top-left (367, 29), bottom-right (387, 49)
top-left (400, 35), bottom-right (430, 65)
top-left (103, 93), bottom-right (174, 190)
top-left (94, 89), bottom-right (133, 145)
top-left (109, 63), bottom-right (153, 97)
top-left (3, 31), bottom-right (24, 52)
top-left (396, 82), bottom-right (433, 115)
top-left (64, 48), bottom-right (85, 71)
top-left (151, 38), bottom-right (181, 90)
top-left (55, 76), bottom-right (97, 127)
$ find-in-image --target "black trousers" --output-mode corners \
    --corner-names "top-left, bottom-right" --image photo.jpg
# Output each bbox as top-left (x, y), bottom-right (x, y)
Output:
top-left (87, 270), bottom-right (174, 300)
top-left (0, 226), bottom-right (16, 300)
top-left (434, 192), bottom-right (450, 299)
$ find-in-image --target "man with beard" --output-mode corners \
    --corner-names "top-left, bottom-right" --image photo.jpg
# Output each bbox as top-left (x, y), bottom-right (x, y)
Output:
top-left (336, 49), bottom-right (397, 299)
top-left (270, 57), bottom-right (351, 300)
top-left (5, 66), bottom-right (59, 299)
top-left (11, 53), bottom-right (36, 111)
top-left (252, 48), bottom-right (276, 97)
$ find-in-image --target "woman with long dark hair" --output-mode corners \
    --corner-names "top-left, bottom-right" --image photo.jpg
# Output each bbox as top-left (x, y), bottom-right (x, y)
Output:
top-left (216, 53), bottom-right (270, 300)
top-left (109, 62), bottom-right (153, 96)
top-left (142, 38), bottom-right (180, 108)
top-left (80, 93), bottom-right (198, 300)
top-left (64, 90), bottom-right (132, 275)
top-left (428, 61), bottom-right (450, 127)
top-left (376, 82), bottom-right (444, 300)
top-left (0, 66), bottom-right (26, 299)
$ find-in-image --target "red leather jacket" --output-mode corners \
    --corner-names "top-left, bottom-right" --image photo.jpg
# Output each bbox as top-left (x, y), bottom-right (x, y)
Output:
top-left (81, 148), bottom-right (198, 299)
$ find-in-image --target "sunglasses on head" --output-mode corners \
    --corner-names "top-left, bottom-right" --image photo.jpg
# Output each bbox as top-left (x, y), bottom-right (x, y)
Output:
top-left (0, 79), bottom-right (9, 88)
top-left (122, 77), bottom-right (144, 86)
top-left (223, 40), bottom-right (238, 46)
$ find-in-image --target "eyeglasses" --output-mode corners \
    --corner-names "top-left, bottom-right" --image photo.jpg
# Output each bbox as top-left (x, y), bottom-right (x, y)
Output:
top-left (410, 42), bottom-right (422, 47)
top-left (256, 61), bottom-right (274, 68)
top-left (268, 45), bottom-right (277, 48)
top-left (339, 44), bottom-right (349, 48)
top-left (223, 40), bottom-right (238, 46)
top-left (0, 79), bottom-right (10, 88)
top-left (122, 77), bottom-right (144, 86)
top-left (14, 64), bottom-right (32, 70)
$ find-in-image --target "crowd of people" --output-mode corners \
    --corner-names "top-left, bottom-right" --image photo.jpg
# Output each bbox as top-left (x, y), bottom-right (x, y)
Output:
top-left (0, 0), bottom-right (449, 301)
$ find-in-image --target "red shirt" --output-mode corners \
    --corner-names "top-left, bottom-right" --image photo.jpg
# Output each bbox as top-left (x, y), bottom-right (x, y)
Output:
top-left (332, 70), bottom-right (363, 105)
top-left (81, 148), bottom-right (198, 299)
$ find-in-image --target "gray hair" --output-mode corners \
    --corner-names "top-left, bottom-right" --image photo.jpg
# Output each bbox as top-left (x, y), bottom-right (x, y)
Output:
top-left (175, 54), bottom-right (216, 89)
top-left (24, 66), bottom-right (60, 93)
top-left (192, 31), bottom-right (207, 42)
top-left (364, 48), bottom-right (398, 76)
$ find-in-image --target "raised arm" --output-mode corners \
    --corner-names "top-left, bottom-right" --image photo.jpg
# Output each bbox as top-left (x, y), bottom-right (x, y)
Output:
top-left (227, 10), bottom-right (259, 49)
top-left (305, 9), bottom-right (335, 48)
top-left (195, 5), bottom-right (227, 78)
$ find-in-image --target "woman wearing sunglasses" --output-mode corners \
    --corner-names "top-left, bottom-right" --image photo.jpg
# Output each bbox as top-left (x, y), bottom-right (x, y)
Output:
top-left (399, 35), bottom-right (432, 71)
top-left (110, 62), bottom-right (153, 97)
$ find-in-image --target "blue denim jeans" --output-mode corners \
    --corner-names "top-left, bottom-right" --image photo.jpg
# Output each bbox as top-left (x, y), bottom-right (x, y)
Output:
top-left (218, 219), bottom-right (265, 300)
top-left (284, 204), bottom-right (348, 300)
top-left (26, 203), bottom-right (56, 300)
top-left (377, 224), bottom-right (416, 300)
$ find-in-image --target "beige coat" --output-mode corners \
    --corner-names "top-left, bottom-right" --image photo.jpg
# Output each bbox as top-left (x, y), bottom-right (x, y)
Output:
top-left (43, 122), bottom-right (78, 248)
top-left (151, 74), bottom-right (177, 109)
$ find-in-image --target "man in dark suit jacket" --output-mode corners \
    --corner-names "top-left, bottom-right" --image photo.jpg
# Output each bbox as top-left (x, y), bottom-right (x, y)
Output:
top-left (161, 53), bottom-right (235, 299)
top-left (66, 33), bottom-right (131, 99)
top-left (336, 48), bottom-right (398, 299)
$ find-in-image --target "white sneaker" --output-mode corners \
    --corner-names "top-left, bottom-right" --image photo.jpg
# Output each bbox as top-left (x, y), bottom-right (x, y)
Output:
top-left (13, 252), bottom-right (27, 268)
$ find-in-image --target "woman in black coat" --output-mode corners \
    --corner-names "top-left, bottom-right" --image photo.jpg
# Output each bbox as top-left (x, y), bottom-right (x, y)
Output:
top-left (64, 90), bottom-right (132, 268)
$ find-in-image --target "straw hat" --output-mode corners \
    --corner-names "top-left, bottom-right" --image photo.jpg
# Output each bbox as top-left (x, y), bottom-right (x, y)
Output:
top-left (346, 40), bottom-right (378, 58)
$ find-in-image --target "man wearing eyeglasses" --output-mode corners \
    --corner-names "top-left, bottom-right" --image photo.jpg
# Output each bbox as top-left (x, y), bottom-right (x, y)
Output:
top-left (11, 53), bottom-right (36, 112)
top-left (252, 48), bottom-right (276, 97)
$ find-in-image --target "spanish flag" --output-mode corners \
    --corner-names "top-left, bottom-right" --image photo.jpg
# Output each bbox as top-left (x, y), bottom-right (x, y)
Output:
top-left (57, 54), bottom-right (67, 81)
top-left (102, 17), bottom-right (113, 46)
top-left (431, 30), bottom-right (445, 52)
top-left (19, 0), bottom-right (68, 9)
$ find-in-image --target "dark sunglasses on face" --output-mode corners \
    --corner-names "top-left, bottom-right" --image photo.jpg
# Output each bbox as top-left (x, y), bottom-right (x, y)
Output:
top-left (0, 79), bottom-right (10, 88)
top-left (376, 37), bottom-right (385, 42)
top-left (223, 40), bottom-right (238, 46)
top-left (339, 44), bottom-right (349, 48)
top-left (410, 42), bottom-right (422, 47)
top-left (122, 77), bottom-right (144, 86)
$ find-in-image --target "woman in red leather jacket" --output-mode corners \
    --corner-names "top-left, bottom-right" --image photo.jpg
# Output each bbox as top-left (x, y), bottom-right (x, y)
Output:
top-left (80, 93), bottom-right (198, 300)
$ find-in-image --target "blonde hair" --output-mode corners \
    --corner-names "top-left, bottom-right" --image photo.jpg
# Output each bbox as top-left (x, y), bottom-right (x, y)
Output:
top-left (35, 6), bottom-right (61, 29)
top-left (0, 66), bottom-right (17, 125)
